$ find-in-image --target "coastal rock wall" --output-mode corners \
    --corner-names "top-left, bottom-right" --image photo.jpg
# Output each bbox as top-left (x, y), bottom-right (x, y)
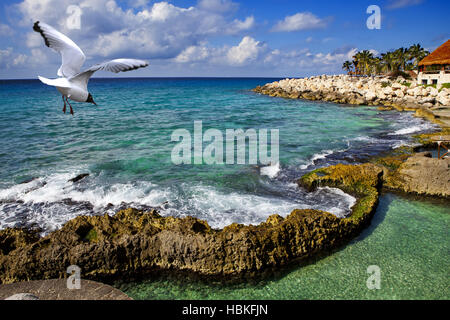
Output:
top-left (254, 75), bottom-right (450, 126)
top-left (0, 162), bottom-right (384, 284)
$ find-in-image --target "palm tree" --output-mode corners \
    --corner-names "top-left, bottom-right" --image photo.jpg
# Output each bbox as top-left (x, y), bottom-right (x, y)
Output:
top-left (349, 43), bottom-right (428, 76)
top-left (342, 61), bottom-right (353, 74)
top-left (381, 51), bottom-right (395, 73)
top-left (408, 44), bottom-right (429, 69)
top-left (354, 50), bottom-right (374, 75)
top-left (393, 47), bottom-right (408, 71)
top-left (370, 57), bottom-right (383, 75)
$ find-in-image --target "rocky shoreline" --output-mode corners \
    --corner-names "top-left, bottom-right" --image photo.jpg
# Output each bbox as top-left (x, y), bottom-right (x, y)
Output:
top-left (1, 134), bottom-right (448, 284)
top-left (0, 164), bottom-right (379, 283)
top-left (1, 76), bottom-right (449, 285)
top-left (253, 75), bottom-right (450, 127)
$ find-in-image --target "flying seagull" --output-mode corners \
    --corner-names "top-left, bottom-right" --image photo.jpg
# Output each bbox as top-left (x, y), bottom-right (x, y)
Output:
top-left (33, 21), bottom-right (149, 115)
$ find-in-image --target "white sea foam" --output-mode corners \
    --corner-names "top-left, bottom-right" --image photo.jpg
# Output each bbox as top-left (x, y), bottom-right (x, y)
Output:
top-left (315, 187), bottom-right (357, 218)
top-left (299, 149), bottom-right (335, 170)
top-left (260, 162), bottom-right (280, 179)
top-left (0, 172), bottom-right (164, 210)
top-left (389, 124), bottom-right (432, 136)
top-left (0, 170), bottom-right (358, 233)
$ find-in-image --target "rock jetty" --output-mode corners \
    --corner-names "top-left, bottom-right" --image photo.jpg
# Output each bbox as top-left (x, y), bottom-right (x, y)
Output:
top-left (254, 75), bottom-right (450, 127)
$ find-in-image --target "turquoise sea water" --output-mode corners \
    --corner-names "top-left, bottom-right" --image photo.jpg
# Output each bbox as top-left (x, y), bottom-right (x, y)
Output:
top-left (0, 78), bottom-right (447, 299)
top-left (0, 78), bottom-right (438, 233)
top-left (118, 193), bottom-right (449, 300)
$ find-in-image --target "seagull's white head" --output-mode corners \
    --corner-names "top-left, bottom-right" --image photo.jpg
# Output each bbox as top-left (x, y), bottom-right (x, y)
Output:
top-left (86, 93), bottom-right (97, 105)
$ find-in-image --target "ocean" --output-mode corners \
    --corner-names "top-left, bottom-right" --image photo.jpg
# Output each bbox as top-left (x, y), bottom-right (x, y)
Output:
top-left (0, 78), bottom-right (447, 299)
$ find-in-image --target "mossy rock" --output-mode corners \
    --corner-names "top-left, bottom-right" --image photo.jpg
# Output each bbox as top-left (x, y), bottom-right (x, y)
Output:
top-left (298, 163), bottom-right (383, 222)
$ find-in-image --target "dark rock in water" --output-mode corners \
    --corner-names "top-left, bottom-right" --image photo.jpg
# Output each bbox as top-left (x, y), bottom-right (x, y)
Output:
top-left (60, 198), bottom-right (94, 211)
top-left (69, 173), bottom-right (89, 183)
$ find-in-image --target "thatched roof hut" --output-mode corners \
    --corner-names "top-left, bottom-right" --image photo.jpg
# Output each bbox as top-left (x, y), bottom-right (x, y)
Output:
top-left (418, 40), bottom-right (450, 67)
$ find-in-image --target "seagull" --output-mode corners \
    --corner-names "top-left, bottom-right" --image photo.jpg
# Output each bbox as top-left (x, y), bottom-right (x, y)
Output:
top-left (33, 21), bottom-right (149, 115)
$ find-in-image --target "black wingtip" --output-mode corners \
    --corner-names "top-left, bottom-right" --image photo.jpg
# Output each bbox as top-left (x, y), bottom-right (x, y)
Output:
top-left (32, 21), bottom-right (40, 32)
top-left (33, 21), bottom-right (50, 48)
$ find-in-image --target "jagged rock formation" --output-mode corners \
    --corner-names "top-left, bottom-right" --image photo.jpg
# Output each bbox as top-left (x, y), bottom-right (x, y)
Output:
top-left (0, 161), bottom-right (384, 284)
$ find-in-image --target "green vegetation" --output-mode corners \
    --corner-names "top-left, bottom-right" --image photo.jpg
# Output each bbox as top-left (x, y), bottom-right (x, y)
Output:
top-left (439, 83), bottom-right (450, 92)
top-left (401, 81), bottom-right (411, 87)
top-left (342, 44), bottom-right (429, 76)
top-left (83, 228), bottom-right (98, 242)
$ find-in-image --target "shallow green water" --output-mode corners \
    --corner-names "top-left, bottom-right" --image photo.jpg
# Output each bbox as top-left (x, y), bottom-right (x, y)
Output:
top-left (119, 193), bottom-right (449, 300)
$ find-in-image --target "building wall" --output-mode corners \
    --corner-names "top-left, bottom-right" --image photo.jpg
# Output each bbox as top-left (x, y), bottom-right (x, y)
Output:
top-left (418, 71), bottom-right (450, 85)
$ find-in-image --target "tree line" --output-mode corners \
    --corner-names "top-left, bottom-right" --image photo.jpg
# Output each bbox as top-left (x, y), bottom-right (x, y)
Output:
top-left (342, 44), bottom-right (429, 76)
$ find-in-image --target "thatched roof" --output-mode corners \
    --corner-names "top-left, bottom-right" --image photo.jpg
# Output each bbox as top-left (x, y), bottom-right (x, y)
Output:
top-left (419, 40), bottom-right (450, 66)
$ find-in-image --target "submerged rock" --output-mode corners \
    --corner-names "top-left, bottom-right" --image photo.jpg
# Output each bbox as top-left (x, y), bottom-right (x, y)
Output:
top-left (69, 173), bottom-right (89, 183)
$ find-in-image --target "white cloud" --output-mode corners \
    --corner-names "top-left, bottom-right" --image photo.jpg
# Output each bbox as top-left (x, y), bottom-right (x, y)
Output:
top-left (15, 0), bottom-right (254, 62)
top-left (272, 12), bottom-right (328, 32)
top-left (175, 44), bottom-right (210, 63)
top-left (226, 16), bottom-right (255, 35)
top-left (0, 48), bottom-right (14, 69)
top-left (227, 36), bottom-right (267, 66)
top-left (0, 47), bottom-right (47, 69)
top-left (387, 0), bottom-right (424, 9)
top-left (5, 0), bottom-right (360, 76)
top-left (0, 24), bottom-right (14, 36)
top-left (197, 0), bottom-right (238, 13)
top-left (13, 54), bottom-right (28, 66)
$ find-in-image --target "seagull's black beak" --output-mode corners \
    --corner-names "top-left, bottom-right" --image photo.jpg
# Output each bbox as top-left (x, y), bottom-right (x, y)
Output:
top-left (86, 93), bottom-right (97, 105)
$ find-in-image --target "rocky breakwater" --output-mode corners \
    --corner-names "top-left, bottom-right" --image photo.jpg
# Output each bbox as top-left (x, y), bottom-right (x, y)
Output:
top-left (254, 75), bottom-right (450, 127)
top-left (0, 163), bottom-right (384, 284)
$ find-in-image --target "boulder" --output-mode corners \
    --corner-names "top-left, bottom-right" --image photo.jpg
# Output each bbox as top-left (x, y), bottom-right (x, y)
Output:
top-left (4, 293), bottom-right (39, 300)
top-left (384, 152), bottom-right (450, 197)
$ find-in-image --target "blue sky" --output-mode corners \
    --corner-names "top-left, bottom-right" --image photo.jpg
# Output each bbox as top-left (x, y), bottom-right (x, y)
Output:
top-left (0, 0), bottom-right (449, 79)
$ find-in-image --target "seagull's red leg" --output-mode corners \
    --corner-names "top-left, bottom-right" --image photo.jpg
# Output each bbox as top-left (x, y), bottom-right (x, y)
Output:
top-left (66, 97), bottom-right (74, 116)
top-left (62, 95), bottom-right (66, 113)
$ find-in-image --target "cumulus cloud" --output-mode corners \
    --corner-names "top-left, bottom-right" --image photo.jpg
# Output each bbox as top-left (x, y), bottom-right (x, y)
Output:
top-left (173, 36), bottom-right (268, 67)
top-left (226, 16), bottom-right (255, 35)
top-left (175, 44), bottom-right (210, 63)
top-left (272, 12), bottom-right (328, 32)
top-left (14, 0), bottom-right (255, 62)
top-left (5, 0), bottom-right (358, 76)
top-left (227, 36), bottom-right (267, 66)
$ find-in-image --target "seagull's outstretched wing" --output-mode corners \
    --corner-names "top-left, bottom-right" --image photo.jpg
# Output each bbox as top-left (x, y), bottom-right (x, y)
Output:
top-left (33, 21), bottom-right (85, 78)
top-left (70, 59), bottom-right (149, 90)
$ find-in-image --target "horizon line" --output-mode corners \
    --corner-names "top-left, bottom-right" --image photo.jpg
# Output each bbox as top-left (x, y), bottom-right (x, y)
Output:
top-left (0, 76), bottom-right (298, 81)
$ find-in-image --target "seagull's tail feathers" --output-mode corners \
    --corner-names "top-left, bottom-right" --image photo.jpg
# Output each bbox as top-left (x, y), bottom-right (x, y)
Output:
top-left (38, 76), bottom-right (71, 88)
